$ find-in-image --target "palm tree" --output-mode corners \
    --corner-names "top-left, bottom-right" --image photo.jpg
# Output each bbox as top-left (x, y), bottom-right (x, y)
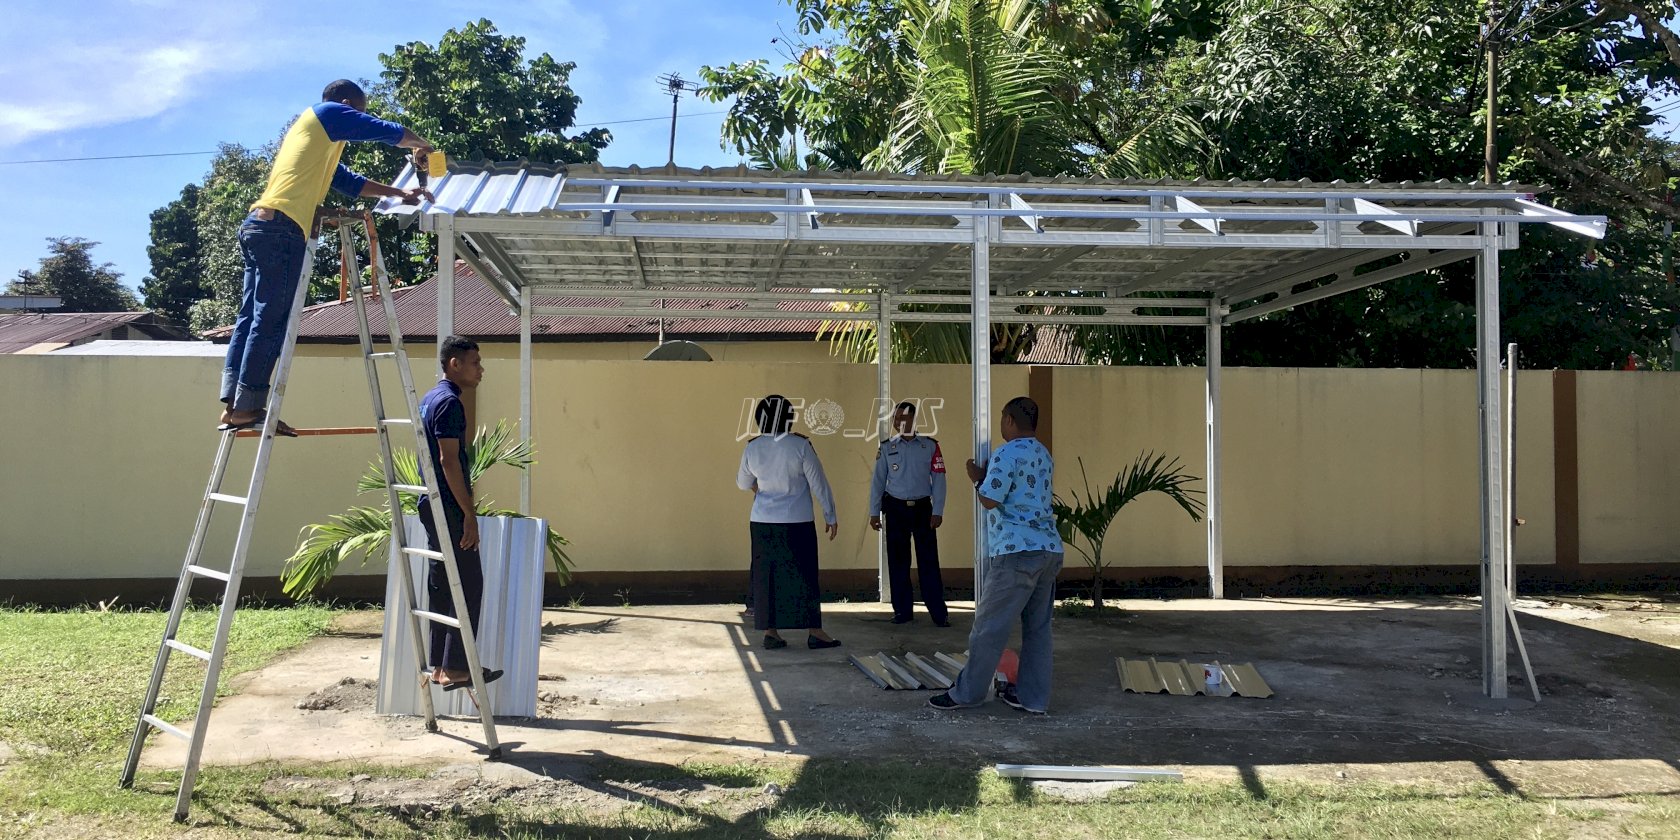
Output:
top-left (280, 421), bottom-right (572, 597)
top-left (1052, 453), bottom-right (1205, 609)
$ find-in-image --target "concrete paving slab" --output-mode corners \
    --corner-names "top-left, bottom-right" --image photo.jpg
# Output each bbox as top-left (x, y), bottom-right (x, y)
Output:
top-left (137, 597), bottom-right (1680, 799)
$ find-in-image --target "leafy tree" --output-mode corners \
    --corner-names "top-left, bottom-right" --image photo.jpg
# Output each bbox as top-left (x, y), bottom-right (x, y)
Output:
top-left (706, 0), bottom-right (1680, 369)
top-left (139, 184), bottom-right (204, 325)
top-left (5, 237), bottom-right (138, 313)
top-left (185, 143), bottom-right (276, 333)
top-left (339, 19), bottom-right (612, 288)
top-left (154, 19), bottom-right (612, 326)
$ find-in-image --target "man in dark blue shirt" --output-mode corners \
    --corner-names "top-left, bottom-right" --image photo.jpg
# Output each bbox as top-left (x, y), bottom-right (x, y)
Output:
top-left (418, 335), bottom-right (498, 691)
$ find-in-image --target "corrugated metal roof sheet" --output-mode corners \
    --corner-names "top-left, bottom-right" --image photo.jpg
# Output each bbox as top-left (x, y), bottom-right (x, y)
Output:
top-left (0, 311), bottom-right (188, 354)
top-left (205, 265), bottom-right (828, 342)
top-left (50, 340), bottom-right (225, 357)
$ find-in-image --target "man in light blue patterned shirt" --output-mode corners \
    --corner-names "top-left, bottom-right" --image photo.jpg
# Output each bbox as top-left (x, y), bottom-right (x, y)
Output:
top-left (929, 396), bottom-right (1063, 715)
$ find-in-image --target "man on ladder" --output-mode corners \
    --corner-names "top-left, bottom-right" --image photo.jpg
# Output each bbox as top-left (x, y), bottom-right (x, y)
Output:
top-left (121, 81), bottom-right (510, 823)
top-left (420, 336), bottom-right (503, 691)
top-left (217, 79), bottom-right (435, 433)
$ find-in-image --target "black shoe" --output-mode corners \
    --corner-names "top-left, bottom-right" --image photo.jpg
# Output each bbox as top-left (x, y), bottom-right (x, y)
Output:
top-left (998, 685), bottom-right (1046, 715)
top-left (891, 615), bottom-right (914, 625)
top-left (808, 636), bottom-right (842, 649)
top-left (927, 692), bottom-right (964, 710)
top-left (763, 635), bottom-right (788, 649)
top-left (932, 618), bottom-right (952, 628)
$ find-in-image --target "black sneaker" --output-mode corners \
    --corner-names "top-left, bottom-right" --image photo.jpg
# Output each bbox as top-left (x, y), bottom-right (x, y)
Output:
top-left (932, 618), bottom-right (951, 628)
top-left (927, 692), bottom-right (965, 710)
top-left (998, 685), bottom-right (1046, 715)
top-left (891, 615), bottom-right (914, 625)
top-left (762, 635), bottom-right (788, 649)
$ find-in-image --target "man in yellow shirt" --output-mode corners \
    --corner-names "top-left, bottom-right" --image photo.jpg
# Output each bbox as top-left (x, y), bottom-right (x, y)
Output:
top-left (218, 79), bottom-right (436, 433)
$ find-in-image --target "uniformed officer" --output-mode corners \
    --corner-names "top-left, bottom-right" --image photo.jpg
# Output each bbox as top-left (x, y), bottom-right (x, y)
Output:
top-left (869, 401), bottom-right (950, 626)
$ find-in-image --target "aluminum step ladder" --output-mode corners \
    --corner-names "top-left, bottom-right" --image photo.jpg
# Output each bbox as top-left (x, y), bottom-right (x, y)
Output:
top-left (119, 212), bottom-right (499, 823)
top-left (117, 233), bottom-right (317, 821)
top-left (334, 210), bottom-right (502, 753)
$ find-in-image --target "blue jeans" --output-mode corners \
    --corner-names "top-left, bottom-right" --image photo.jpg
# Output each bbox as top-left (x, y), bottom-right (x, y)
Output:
top-left (949, 549), bottom-right (1063, 712)
top-left (221, 211), bottom-right (306, 413)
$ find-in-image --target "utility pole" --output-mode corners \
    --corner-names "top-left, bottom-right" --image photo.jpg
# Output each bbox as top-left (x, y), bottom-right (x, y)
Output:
top-left (1484, 0), bottom-right (1501, 185)
top-left (657, 72), bottom-right (701, 167)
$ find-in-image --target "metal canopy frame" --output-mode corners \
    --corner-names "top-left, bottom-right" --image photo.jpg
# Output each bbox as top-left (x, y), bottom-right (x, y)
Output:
top-left (376, 163), bottom-right (1607, 700)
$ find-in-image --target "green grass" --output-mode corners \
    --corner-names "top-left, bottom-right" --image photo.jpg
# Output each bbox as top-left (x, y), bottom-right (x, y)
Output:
top-left (2, 606), bottom-right (1677, 839)
top-left (0, 603), bottom-right (338, 756)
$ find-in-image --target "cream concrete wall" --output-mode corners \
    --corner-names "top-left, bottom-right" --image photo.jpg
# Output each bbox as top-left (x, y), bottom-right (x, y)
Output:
top-left (1576, 372), bottom-right (1680, 565)
top-left (1049, 367), bottom-right (1556, 568)
top-left (480, 361), bottom-right (1029, 577)
top-left (0, 352), bottom-right (1665, 589)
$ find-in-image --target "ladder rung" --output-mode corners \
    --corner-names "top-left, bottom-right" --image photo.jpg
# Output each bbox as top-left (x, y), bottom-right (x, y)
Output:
top-left (186, 564), bottom-right (231, 583)
top-left (207, 493), bottom-right (248, 506)
top-left (141, 714), bottom-right (190, 742)
top-left (165, 639), bottom-right (213, 661)
top-left (382, 419), bottom-right (414, 426)
top-left (412, 610), bottom-right (461, 629)
top-left (369, 351), bottom-right (398, 359)
top-left (393, 484), bottom-right (429, 494)
top-left (403, 547), bottom-right (445, 560)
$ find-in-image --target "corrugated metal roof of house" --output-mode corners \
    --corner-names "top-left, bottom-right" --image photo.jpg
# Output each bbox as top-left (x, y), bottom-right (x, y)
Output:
top-left (0, 311), bottom-right (186, 354)
top-left (203, 266), bottom-right (830, 342)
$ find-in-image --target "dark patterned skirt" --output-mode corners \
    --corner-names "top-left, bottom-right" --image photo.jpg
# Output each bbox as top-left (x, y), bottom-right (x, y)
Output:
top-left (750, 521), bottom-right (822, 631)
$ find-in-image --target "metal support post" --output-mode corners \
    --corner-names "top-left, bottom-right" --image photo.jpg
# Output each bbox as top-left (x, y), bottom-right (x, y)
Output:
top-left (437, 215), bottom-right (456, 353)
top-left (878, 290), bottom-right (893, 604)
top-left (520, 285), bottom-right (533, 515)
top-left (972, 201), bottom-right (993, 601)
top-left (1206, 303), bottom-right (1225, 599)
top-left (1476, 227), bottom-right (1509, 699)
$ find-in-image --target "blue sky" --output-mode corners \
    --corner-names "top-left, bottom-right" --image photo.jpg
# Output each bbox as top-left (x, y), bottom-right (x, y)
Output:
top-left (0, 0), bottom-right (794, 294)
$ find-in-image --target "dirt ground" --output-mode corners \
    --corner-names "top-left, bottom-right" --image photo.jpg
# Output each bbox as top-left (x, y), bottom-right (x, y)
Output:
top-left (142, 595), bottom-right (1680, 801)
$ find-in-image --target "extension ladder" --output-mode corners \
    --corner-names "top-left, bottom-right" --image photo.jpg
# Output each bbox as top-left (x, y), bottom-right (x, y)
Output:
top-left (119, 211), bottom-right (500, 822)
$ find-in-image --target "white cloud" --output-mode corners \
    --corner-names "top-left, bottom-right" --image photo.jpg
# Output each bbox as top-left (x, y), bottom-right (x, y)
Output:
top-left (0, 3), bottom-right (265, 148)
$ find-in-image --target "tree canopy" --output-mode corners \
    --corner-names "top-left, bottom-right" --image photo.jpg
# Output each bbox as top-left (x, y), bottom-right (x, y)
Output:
top-left (700, 0), bottom-right (1680, 369)
top-left (7, 238), bottom-right (138, 313)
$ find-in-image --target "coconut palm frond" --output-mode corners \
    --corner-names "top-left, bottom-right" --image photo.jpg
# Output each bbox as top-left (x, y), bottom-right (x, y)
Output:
top-left (1051, 453), bottom-right (1204, 608)
top-left (285, 424), bottom-right (572, 598)
top-left (279, 506), bottom-right (397, 597)
top-left (869, 0), bottom-right (1076, 176)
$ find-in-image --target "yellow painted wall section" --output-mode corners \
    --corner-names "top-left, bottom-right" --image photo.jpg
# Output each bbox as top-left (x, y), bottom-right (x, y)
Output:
top-left (1576, 372), bottom-right (1680, 564)
top-left (1049, 367), bottom-right (1556, 568)
top-left (0, 353), bottom-right (1660, 586)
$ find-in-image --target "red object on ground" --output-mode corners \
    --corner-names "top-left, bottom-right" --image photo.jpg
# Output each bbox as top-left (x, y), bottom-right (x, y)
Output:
top-left (997, 649), bottom-right (1020, 684)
